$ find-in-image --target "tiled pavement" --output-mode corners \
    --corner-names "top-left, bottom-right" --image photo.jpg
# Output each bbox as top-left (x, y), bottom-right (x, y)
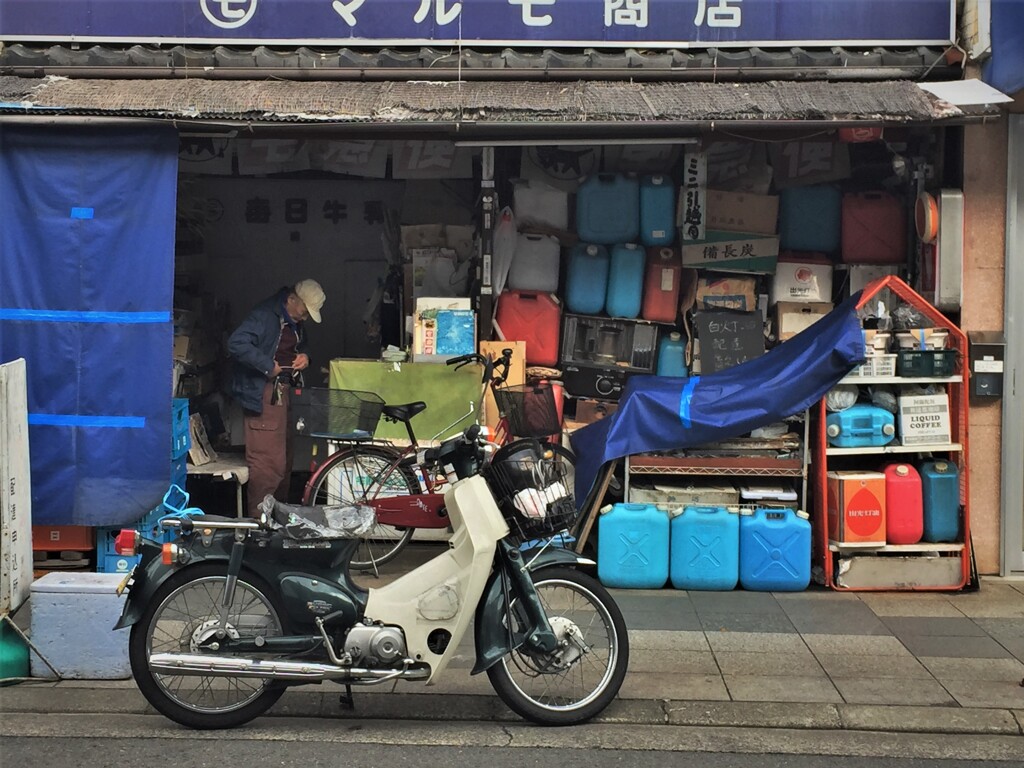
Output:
top-left (608, 581), bottom-right (1024, 710)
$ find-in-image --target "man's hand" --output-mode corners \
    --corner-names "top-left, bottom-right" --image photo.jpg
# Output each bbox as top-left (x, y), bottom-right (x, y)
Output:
top-left (270, 362), bottom-right (283, 378)
top-left (292, 353), bottom-right (310, 371)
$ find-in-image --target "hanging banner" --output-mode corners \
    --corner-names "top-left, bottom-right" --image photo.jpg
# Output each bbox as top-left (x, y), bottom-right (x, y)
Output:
top-left (0, 1), bottom-right (956, 47)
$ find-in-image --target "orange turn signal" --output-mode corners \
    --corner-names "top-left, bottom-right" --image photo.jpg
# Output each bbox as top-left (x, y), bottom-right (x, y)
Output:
top-left (161, 543), bottom-right (179, 565)
top-left (114, 529), bottom-right (138, 557)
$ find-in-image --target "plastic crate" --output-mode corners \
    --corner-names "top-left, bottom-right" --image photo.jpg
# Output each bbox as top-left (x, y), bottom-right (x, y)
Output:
top-left (32, 525), bottom-right (94, 552)
top-left (171, 397), bottom-right (191, 459)
top-left (171, 455), bottom-right (187, 489)
top-left (896, 349), bottom-right (957, 377)
top-left (97, 552), bottom-right (141, 574)
top-left (845, 353), bottom-right (896, 379)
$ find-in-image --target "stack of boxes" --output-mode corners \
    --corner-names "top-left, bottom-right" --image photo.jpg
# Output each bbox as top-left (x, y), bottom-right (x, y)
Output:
top-left (95, 398), bottom-right (190, 573)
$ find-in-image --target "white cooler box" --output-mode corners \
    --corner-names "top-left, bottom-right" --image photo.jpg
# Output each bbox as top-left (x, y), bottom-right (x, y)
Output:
top-left (29, 572), bottom-right (131, 679)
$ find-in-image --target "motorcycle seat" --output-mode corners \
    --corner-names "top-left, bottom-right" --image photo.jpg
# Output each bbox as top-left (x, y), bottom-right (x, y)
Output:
top-left (259, 496), bottom-right (376, 541)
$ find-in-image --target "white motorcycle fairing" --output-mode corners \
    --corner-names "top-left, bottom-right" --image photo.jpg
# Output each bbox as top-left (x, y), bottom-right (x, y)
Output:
top-left (363, 474), bottom-right (509, 683)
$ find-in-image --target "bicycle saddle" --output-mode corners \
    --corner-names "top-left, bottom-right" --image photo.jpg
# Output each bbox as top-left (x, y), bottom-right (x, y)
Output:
top-left (382, 401), bottom-right (427, 422)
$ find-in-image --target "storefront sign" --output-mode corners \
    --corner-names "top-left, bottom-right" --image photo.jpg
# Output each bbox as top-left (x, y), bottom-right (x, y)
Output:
top-left (0, 1), bottom-right (956, 46)
top-left (769, 141), bottom-right (851, 189)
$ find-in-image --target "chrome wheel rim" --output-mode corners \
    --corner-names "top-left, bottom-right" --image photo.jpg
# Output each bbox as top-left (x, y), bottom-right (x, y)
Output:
top-left (146, 576), bottom-right (283, 714)
top-left (500, 578), bottom-right (619, 712)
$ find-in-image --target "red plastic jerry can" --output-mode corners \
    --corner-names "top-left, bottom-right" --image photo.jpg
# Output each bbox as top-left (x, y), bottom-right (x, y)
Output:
top-left (883, 463), bottom-right (923, 545)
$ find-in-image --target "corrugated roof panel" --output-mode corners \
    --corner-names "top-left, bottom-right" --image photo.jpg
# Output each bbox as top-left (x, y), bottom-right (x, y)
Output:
top-left (0, 76), bottom-right (977, 125)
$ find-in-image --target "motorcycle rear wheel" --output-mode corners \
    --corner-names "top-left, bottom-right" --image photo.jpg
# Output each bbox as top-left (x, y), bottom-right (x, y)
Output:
top-left (486, 566), bottom-right (629, 726)
top-left (129, 563), bottom-right (288, 730)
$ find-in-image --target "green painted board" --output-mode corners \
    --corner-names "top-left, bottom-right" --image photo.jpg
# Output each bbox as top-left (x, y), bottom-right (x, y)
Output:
top-left (329, 358), bottom-right (483, 443)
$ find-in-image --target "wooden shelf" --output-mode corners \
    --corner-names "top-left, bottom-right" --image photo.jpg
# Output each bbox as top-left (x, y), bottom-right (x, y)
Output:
top-left (828, 541), bottom-right (964, 553)
top-left (825, 442), bottom-right (962, 456)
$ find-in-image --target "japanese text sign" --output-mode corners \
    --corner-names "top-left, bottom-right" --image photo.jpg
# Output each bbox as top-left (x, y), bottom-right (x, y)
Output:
top-left (0, 1), bottom-right (956, 47)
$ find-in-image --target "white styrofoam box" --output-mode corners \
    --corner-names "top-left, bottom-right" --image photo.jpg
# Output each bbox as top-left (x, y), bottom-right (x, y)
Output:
top-left (772, 260), bottom-right (833, 303)
top-left (29, 572), bottom-right (130, 679)
top-left (843, 264), bottom-right (899, 295)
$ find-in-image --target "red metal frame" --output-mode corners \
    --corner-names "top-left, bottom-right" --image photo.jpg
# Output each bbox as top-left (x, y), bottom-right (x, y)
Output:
top-left (813, 275), bottom-right (970, 591)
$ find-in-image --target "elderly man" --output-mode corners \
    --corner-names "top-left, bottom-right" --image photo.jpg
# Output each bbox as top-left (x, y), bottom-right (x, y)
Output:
top-left (228, 279), bottom-right (326, 515)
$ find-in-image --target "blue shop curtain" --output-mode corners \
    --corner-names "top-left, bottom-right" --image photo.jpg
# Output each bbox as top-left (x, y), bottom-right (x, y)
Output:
top-left (0, 126), bottom-right (178, 526)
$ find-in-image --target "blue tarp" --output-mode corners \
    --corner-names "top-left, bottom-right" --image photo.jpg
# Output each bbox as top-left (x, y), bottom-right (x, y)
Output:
top-left (0, 126), bottom-right (178, 526)
top-left (571, 293), bottom-right (867, 505)
top-left (983, 0), bottom-right (1024, 94)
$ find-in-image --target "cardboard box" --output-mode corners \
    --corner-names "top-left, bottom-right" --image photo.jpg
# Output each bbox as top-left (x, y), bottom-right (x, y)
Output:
top-left (898, 393), bottom-right (951, 446)
top-left (412, 298), bottom-right (476, 363)
top-left (696, 275), bottom-right (758, 312)
top-left (775, 301), bottom-right (834, 341)
top-left (410, 247), bottom-right (469, 299)
top-left (575, 398), bottom-right (618, 424)
top-left (479, 340), bottom-right (526, 431)
top-left (827, 471), bottom-right (886, 545)
top-left (681, 231), bottom-right (779, 273)
top-left (841, 264), bottom-right (899, 296)
top-left (706, 190), bottom-right (779, 236)
top-left (628, 480), bottom-right (739, 511)
top-left (772, 259), bottom-right (833, 303)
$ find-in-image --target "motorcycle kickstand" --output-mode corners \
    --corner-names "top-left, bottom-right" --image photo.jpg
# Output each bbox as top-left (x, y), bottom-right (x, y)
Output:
top-left (339, 684), bottom-right (355, 710)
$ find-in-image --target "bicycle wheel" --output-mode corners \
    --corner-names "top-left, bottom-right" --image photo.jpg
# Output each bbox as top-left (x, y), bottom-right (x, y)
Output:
top-left (303, 445), bottom-right (418, 571)
top-left (129, 564), bottom-right (287, 730)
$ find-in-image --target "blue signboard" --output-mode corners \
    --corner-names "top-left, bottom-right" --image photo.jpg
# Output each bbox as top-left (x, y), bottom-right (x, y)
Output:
top-left (0, 1), bottom-right (955, 47)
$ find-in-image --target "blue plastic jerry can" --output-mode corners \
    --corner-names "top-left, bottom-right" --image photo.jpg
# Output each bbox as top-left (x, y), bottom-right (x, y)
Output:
top-left (920, 460), bottom-right (960, 542)
top-left (670, 505), bottom-right (740, 590)
top-left (597, 503), bottom-right (669, 589)
top-left (605, 244), bottom-right (645, 319)
top-left (739, 508), bottom-right (811, 592)
top-left (566, 243), bottom-right (610, 315)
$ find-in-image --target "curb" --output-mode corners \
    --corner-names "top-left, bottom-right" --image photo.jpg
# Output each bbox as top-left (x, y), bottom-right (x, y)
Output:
top-left (1, 684), bottom-right (1021, 736)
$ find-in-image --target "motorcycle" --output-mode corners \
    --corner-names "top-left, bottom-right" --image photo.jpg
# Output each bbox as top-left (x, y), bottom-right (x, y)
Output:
top-left (112, 429), bottom-right (629, 730)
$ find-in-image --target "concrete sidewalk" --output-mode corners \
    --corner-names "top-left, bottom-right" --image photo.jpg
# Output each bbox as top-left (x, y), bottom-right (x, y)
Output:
top-left (2, 565), bottom-right (1023, 737)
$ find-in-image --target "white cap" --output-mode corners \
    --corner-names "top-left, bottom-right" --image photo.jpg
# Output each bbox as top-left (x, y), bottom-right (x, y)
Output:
top-left (294, 279), bottom-right (326, 323)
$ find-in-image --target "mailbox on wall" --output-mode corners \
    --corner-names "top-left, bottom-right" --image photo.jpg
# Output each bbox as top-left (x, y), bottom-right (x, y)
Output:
top-left (968, 332), bottom-right (1005, 400)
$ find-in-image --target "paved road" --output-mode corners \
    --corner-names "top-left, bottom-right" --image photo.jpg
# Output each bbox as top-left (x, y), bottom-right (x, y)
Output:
top-left (2, 713), bottom-right (1023, 763)
top-left (1, 736), bottom-right (1012, 768)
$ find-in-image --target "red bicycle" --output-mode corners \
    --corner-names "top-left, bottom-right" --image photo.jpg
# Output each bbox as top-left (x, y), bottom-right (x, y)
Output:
top-left (298, 350), bottom-right (574, 572)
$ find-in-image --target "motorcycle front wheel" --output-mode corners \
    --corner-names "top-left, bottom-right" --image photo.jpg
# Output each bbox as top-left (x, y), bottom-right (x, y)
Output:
top-left (128, 563), bottom-right (288, 730)
top-left (487, 566), bottom-right (629, 726)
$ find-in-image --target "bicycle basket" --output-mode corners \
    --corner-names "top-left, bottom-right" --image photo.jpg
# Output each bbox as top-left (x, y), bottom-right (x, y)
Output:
top-left (493, 382), bottom-right (561, 438)
top-left (481, 439), bottom-right (577, 545)
top-left (291, 388), bottom-right (385, 439)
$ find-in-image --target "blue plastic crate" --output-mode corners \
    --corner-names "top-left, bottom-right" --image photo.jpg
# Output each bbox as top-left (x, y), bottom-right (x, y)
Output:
top-left (172, 397), bottom-right (191, 459)
top-left (97, 552), bottom-right (141, 574)
top-left (171, 455), bottom-right (187, 489)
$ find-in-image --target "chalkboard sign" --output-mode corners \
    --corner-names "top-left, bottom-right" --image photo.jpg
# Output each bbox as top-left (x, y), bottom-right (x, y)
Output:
top-left (695, 310), bottom-right (765, 374)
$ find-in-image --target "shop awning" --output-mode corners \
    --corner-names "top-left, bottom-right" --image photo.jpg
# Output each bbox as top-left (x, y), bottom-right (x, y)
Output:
top-left (0, 76), bottom-right (1001, 137)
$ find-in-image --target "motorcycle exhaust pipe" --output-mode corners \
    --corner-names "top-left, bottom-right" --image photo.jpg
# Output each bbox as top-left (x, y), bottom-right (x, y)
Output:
top-left (149, 653), bottom-right (431, 683)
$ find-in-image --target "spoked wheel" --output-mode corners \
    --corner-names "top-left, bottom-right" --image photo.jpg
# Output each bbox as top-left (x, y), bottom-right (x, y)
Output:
top-left (303, 445), bottom-right (418, 571)
top-left (128, 564), bottom-right (288, 730)
top-left (487, 567), bottom-right (629, 726)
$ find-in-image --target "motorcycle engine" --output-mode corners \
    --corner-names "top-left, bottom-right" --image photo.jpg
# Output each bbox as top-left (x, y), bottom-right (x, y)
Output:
top-left (342, 623), bottom-right (408, 668)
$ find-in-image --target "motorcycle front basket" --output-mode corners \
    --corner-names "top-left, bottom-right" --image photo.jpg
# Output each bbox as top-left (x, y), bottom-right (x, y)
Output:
top-left (481, 440), bottom-right (577, 544)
